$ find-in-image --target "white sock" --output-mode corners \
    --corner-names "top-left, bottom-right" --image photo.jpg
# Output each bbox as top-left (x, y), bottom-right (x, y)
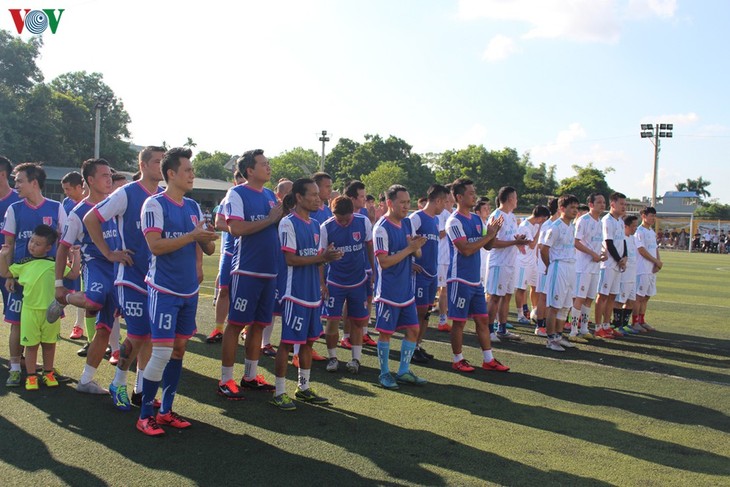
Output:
top-left (262, 324), bottom-right (274, 347)
top-left (143, 347), bottom-right (172, 382)
top-left (298, 368), bottom-right (310, 391)
top-left (135, 367), bottom-right (144, 393)
top-left (327, 348), bottom-right (337, 359)
top-left (221, 365), bottom-right (234, 383)
top-left (243, 359), bottom-right (257, 381)
top-left (112, 367), bottom-right (128, 388)
top-left (275, 376), bottom-right (286, 397)
top-left (80, 364), bottom-right (97, 385)
top-left (352, 345), bottom-right (362, 361)
top-left (453, 353), bottom-right (464, 363)
top-left (10, 362), bottom-right (21, 372)
top-left (109, 317), bottom-right (121, 352)
top-left (75, 306), bottom-right (84, 326)
top-left (482, 349), bottom-right (494, 362)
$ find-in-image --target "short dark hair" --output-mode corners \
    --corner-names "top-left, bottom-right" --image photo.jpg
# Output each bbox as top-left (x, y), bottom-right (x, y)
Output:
top-left (578, 204), bottom-right (590, 212)
top-left (312, 172), bottom-right (332, 185)
top-left (547, 197), bottom-right (558, 216)
top-left (426, 184), bottom-right (449, 202)
top-left (161, 147), bottom-right (193, 182)
top-left (532, 205), bottom-right (551, 218)
top-left (451, 178), bottom-right (473, 198)
top-left (345, 180), bottom-right (366, 199)
top-left (624, 215), bottom-right (639, 226)
top-left (587, 192), bottom-right (604, 205)
top-left (139, 146), bottom-right (166, 164)
top-left (418, 196), bottom-right (428, 206)
top-left (237, 149), bottom-right (265, 179)
top-left (81, 158), bottom-right (110, 184)
top-left (33, 224), bottom-right (57, 247)
top-left (0, 155), bottom-right (12, 176)
top-left (558, 194), bottom-right (580, 208)
top-left (13, 163), bottom-right (46, 190)
top-left (640, 206), bottom-right (657, 216)
top-left (497, 186), bottom-right (516, 204)
top-left (233, 169), bottom-right (244, 181)
top-left (283, 177), bottom-right (316, 212)
top-left (61, 171), bottom-right (83, 187)
top-left (609, 192), bottom-right (626, 203)
top-left (386, 184), bottom-right (408, 201)
top-left (474, 200), bottom-right (490, 213)
top-left (331, 195), bottom-right (354, 216)
top-left (132, 171), bottom-right (141, 181)
top-left (112, 173), bottom-right (127, 183)
top-left (366, 194), bottom-right (375, 202)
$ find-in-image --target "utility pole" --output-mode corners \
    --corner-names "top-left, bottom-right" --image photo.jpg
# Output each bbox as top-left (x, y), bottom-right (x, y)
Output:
top-left (318, 130), bottom-right (330, 172)
top-left (94, 95), bottom-right (112, 159)
top-left (640, 123), bottom-right (673, 207)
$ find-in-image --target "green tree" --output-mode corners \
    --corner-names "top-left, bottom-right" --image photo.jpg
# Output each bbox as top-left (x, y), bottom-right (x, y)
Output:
top-left (361, 162), bottom-right (408, 201)
top-left (0, 30), bottom-right (43, 93)
top-left (694, 202), bottom-right (730, 219)
top-left (556, 164), bottom-right (614, 204)
top-left (521, 155), bottom-right (558, 209)
top-left (192, 150), bottom-right (232, 180)
top-left (269, 147), bottom-right (320, 184)
top-left (675, 177), bottom-right (711, 200)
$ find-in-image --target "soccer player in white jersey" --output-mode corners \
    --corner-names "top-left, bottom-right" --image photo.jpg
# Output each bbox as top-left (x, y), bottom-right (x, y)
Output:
top-left (435, 186), bottom-right (455, 331)
top-left (615, 215), bottom-right (639, 334)
top-left (514, 205), bottom-right (550, 324)
top-left (485, 187), bottom-right (529, 341)
top-left (446, 179), bottom-right (509, 374)
top-left (570, 193), bottom-right (607, 340)
top-left (541, 195), bottom-right (580, 351)
top-left (534, 198), bottom-right (559, 337)
top-left (634, 207), bottom-right (662, 331)
top-left (595, 192), bottom-right (627, 338)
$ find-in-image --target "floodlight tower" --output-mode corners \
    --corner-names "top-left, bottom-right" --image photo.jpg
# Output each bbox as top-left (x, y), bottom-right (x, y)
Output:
top-left (640, 123), bottom-right (673, 207)
top-left (318, 130), bottom-right (330, 172)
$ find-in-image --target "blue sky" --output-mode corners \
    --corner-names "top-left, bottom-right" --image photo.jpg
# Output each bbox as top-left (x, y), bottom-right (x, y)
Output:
top-left (6, 0), bottom-right (729, 202)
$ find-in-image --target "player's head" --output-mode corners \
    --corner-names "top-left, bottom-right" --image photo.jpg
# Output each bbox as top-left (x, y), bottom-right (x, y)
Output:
top-left (312, 172), bottom-right (333, 201)
top-left (12, 163), bottom-right (46, 198)
top-left (283, 177), bottom-right (319, 214)
top-left (624, 214), bottom-right (639, 235)
top-left (532, 205), bottom-right (551, 224)
top-left (587, 192), bottom-right (606, 214)
top-left (547, 197), bottom-right (559, 216)
top-left (452, 178), bottom-right (476, 208)
top-left (112, 172), bottom-right (128, 190)
top-left (28, 224), bottom-right (57, 257)
top-left (497, 186), bottom-right (518, 210)
top-left (609, 192), bottom-right (626, 216)
top-left (0, 155), bottom-right (13, 182)
top-left (139, 146), bottom-right (165, 183)
top-left (474, 198), bottom-right (490, 220)
top-left (577, 204), bottom-right (590, 217)
top-left (345, 180), bottom-right (366, 210)
top-left (61, 171), bottom-right (85, 201)
top-left (161, 147), bottom-right (195, 191)
top-left (276, 179), bottom-right (293, 202)
top-left (417, 197), bottom-right (427, 209)
top-left (426, 184), bottom-right (449, 213)
top-left (331, 195), bottom-right (354, 225)
top-left (444, 183), bottom-right (455, 208)
top-left (386, 184), bottom-right (410, 220)
top-left (81, 158), bottom-right (113, 196)
top-left (640, 206), bottom-right (656, 226)
top-left (558, 194), bottom-right (579, 219)
top-left (237, 149), bottom-right (269, 184)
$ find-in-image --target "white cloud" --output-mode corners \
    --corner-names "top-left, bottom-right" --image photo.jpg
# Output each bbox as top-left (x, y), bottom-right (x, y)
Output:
top-left (531, 123), bottom-right (587, 158)
top-left (482, 35), bottom-right (520, 61)
top-left (627, 0), bottom-right (678, 19)
top-left (640, 112), bottom-right (699, 126)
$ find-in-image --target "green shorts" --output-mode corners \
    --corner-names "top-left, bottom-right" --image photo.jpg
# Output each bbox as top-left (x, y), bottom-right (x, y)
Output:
top-left (20, 308), bottom-right (60, 347)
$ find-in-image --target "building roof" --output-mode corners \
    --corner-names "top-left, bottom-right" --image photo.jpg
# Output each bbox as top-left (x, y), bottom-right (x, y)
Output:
top-left (663, 191), bottom-right (699, 198)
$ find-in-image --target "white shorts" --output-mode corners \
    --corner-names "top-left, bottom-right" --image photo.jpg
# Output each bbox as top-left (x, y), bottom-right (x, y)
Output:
top-left (437, 264), bottom-right (448, 287)
top-left (513, 265), bottom-right (537, 291)
top-left (486, 265), bottom-right (515, 297)
top-left (598, 267), bottom-right (621, 296)
top-left (616, 281), bottom-right (636, 304)
top-left (546, 261), bottom-right (576, 309)
top-left (574, 272), bottom-right (599, 300)
top-left (636, 273), bottom-right (657, 297)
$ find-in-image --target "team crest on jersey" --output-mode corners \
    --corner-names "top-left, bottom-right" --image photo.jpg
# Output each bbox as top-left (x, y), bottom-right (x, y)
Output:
top-left (43, 216), bottom-right (52, 225)
top-left (191, 215), bottom-right (199, 225)
top-left (352, 231), bottom-right (361, 242)
top-left (581, 286), bottom-right (585, 291)
top-left (314, 234), bottom-right (320, 245)
top-left (269, 200), bottom-right (276, 208)
top-left (476, 224), bottom-right (482, 234)
top-left (554, 294), bottom-right (559, 301)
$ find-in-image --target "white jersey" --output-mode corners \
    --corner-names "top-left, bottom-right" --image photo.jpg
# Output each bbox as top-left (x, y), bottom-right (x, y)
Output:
top-left (635, 225), bottom-right (658, 275)
top-left (574, 212), bottom-right (602, 274)
top-left (544, 219), bottom-right (576, 263)
top-left (601, 213), bottom-right (625, 271)
top-left (516, 219), bottom-right (538, 268)
top-left (537, 218), bottom-right (557, 274)
top-left (623, 234), bottom-right (638, 281)
top-left (437, 208), bottom-right (452, 267)
top-left (488, 208), bottom-right (519, 267)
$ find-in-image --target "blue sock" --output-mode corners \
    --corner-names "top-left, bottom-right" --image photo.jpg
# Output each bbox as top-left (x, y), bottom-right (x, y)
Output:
top-left (159, 358), bottom-right (183, 415)
top-left (398, 340), bottom-right (417, 376)
top-left (140, 377), bottom-right (160, 420)
top-left (498, 322), bottom-right (507, 334)
top-left (489, 322), bottom-right (495, 333)
top-left (377, 341), bottom-right (390, 376)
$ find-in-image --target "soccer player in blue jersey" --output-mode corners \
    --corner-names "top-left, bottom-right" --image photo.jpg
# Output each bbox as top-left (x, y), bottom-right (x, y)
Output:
top-left (49, 159), bottom-right (120, 396)
top-left (446, 178), bottom-right (510, 374)
top-left (0, 156), bottom-right (21, 315)
top-left (60, 171), bottom-right (87, 341)
top-left (84, 146), bottom-right (166, 408)
top-left (271, 179), bottom-right (343, 410)
top-left (372, 184), bottom-right (428, 389)
top-left (319, 195), bottom-right (373, 374)
top-left (409, 184), bottom-right (449, 364)
top-left (218, 150), bottom-right (282, 399)
top-left (310, 172), bottom-right (334, 228)
top-left (136, 147), bottom-right (218, 436)
top-left (3, 163), bottom-right (66, 387)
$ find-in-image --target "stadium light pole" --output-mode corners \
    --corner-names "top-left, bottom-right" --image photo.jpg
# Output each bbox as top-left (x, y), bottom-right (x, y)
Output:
top-left (318, 130), bottom-right (330, 172)
top-left (640, 123), bottom-right (673, 207)
top-left (94, 95), bottom-right (112, 159)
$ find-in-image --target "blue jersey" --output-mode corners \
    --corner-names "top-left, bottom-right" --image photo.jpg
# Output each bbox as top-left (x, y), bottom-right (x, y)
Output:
top-left (2, 198), bottom-right (66, 262)
top-left (223, 184), bottom-right (279, 278)
top-left (319, 213), bottom-right (372, 288)
top-left (310, 204), bottom-right (333, 227)
top-left (373, 217), bottom-right (416, 306)
top-left (408, 210), bottom-right (440, 277)
top-left (0, 190), bottom-right (21, 247)
top-left (279, 213), bottom-right (321, 307)
top-left (62, 197), bottom-right (80, 216)
top-left (445, 211), bottom-right (484, 286)
top-left (215, 204), bottom-right (236, 257)
top-left (141, 194), bottom-right (203, 297)
top-left (94, 181), bottom-right (163, 293)
top-left (61, 200), bottom-right (120, 265)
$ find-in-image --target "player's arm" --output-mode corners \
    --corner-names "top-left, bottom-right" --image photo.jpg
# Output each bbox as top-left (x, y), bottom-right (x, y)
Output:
top-left (84, 209), bottom-right (133, 266)
top-left (66, 246), bottom-right (81, 280)
top-left (574, 238), bottom-right (601, 261)
top-left (214, 210), bottom-right (228, 232)
top-left (225, 191), bottom-right (284, 237)
top-left (375, 236), bottom-right (426, 269)
top-left (196, 245), bottom-right (204, 283)
top-left (0, 245), bottom-right (11, 278)
top-left (604, 239), bottom-right (622, 263)
top-left (540, 243), bottom-right (551, 270)
top-left (145, 221), bottom-right (218, 257)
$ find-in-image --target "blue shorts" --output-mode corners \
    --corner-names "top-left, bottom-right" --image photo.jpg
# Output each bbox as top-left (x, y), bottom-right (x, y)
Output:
top-left (323, 282), bottom-right (369, 320)
top-left (218, 253), bottom-right (233, 289)
top-left (447, 281), bottom-right (488, 322)
top-left (229, 274), bottom-right (275, 327)
top-left (273, 287), bottom-right (283, 317)
top-left (63, 276), bottom-right (81, 292)
top-left (148, 287), bottom-right (197, 343)
top-left (281, 299), bottom-right (322, 344)
top-left (117, 285), bottom-right (150, 339)
top-left (0, 277), bottom-right (10, 315)
top-left (83, 261), bottom-right (117, 331)
top-left (415, 274), bottom-right (438, 308)
top-left (374, 301), bottom-right (419, 335)
top-left (4, 286), bottom-right (23, 324)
